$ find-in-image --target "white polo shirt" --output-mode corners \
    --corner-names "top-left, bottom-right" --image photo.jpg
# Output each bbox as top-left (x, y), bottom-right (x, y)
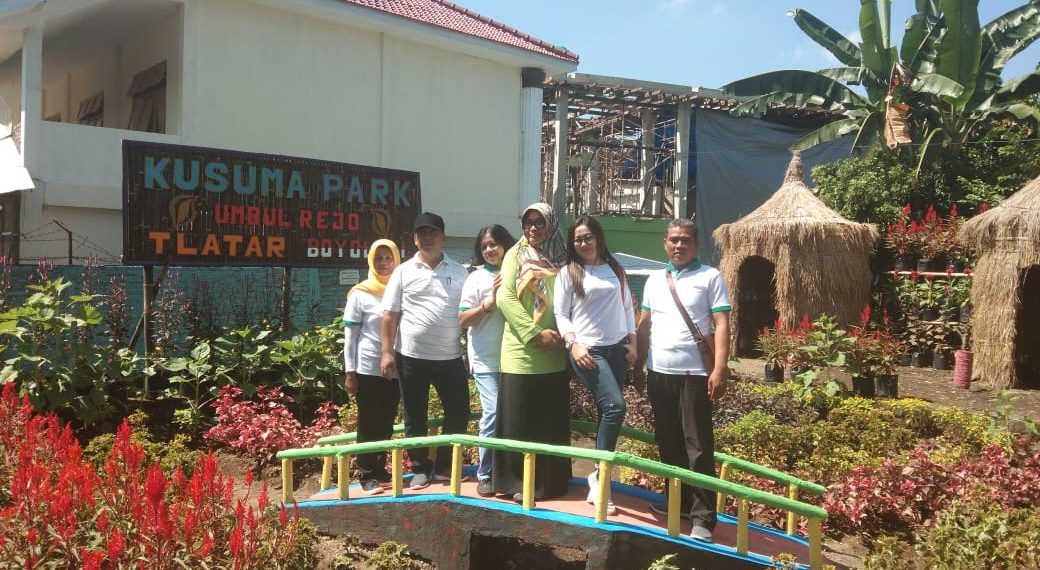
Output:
top-left (641, 261), bottom-right (730, 376)
top-left (342, 290), bottom-right (384, 377)
top-left (459, 265), bottom-right (505, 374)
top-left (382, 251), bottom-right (468, 361)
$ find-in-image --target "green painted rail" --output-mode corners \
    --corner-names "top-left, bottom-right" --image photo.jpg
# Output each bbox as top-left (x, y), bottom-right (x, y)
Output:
top-left (284, 421), bottom-right (829, 569)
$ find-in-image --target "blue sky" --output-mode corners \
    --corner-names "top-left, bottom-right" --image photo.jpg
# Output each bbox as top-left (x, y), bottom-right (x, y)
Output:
top-left (460, 1), bottom-right (1040, 88)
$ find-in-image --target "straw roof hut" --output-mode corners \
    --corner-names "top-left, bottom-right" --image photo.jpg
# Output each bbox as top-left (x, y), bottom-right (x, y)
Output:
top-left (959, 174), bottom-right (1040, 390)
top-left (713, 153), bottom-right (878, 354)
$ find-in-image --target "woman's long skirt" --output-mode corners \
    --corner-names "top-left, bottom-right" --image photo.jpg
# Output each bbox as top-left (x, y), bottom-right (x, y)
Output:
top-left (492, 370), bottom-right (572, 499)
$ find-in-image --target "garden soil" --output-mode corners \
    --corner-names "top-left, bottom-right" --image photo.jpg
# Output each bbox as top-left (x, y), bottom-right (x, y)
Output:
top-left (221, 360), bottom-right (1040, 570)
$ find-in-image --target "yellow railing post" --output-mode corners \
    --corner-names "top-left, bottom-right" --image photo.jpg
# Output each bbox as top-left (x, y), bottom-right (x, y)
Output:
top-left (391, 448), bottom-right (403, 497)
top-left (736, 498), bottom-right (749, 555)
top-left (716, 462), bottom-right (730, 513)
top-left (321, 456), bottom-right (333, 490)
top-left (281, 458), bottom-right (293, 504)
top-left (522, 452), bottom-right (536, 510)
top-left (337, 455), bottom-right (350, 501)
top-left (594, 460), bottom-right (611, 523)
top-left (450, 444), bottom-right (463, 496)
top-left (786, 484), bottom-right (799, 535)
top-left (667, 477), bottom-right (681, 537)
top-left (808, 517), bottom-right (823, 570)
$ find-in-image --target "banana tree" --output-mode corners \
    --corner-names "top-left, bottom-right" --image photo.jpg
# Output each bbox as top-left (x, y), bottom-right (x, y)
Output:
top-left (721, 0), bottom-right (1040, 158)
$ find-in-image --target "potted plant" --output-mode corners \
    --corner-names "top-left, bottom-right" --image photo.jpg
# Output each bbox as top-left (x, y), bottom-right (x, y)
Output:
top-left (905, 318), bottom-right (932, 367)
top-left (844, 332), bottom-right (878, 397)
top-left (926, 321), bottom-right (954, 370)
top-left (872, 330), bottom-right (903, 397)
top-left (917, 205), bottom-right (945, 272)
top-left (916, 277), bottom-right (945, 322)
top-left (754, 322), bottom-right (790, 382)
top-left (884, 205), bottom-right (921, 271)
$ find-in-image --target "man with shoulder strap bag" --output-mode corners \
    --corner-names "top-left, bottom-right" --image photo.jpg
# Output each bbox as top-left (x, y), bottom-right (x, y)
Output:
top-left (633, 218), bottom-right (731, 542)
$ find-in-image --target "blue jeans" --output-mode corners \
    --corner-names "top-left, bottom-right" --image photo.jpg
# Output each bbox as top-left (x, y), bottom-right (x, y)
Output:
top-left (570, 341), bottom-right (627, 452)
top-left (471, 371), bottom-right (499, 481)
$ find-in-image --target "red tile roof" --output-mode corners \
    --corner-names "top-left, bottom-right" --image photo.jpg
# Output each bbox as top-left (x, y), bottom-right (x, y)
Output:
top-left (342, 0), bottom-right (578, 63)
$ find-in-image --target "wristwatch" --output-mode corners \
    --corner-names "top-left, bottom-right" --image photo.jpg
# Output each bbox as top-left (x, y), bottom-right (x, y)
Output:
top-left (565, 339), bottom-right (577, 350)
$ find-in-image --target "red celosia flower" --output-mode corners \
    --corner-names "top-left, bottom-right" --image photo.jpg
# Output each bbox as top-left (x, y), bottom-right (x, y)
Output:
top-left (279, 504), bottom-right (288, 527)
top-left (230, 524), bottom-right (244, 557)
top-left (980, 203), bottom-right (990, 213)
top-left (798, 315), bottom-right (811, 331)
top-left (81, 549), bottom-right (104, 570)
top-left (860, 305), bottom-right (871, 329)
top-left (144, 463), bottom-right (167, 513)
top-left (199, 532), bottom-right (214, 558)
top-left (244, 470), bottom-right (253, 487)
top-left (910, 270), bottom-right (919, 280)
top-left (902, 203), bottom-right (911, 219)
top-left (106, 529), bottom-right (125, 561)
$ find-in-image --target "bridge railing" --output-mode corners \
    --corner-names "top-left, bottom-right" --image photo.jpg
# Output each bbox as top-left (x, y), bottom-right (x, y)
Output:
top-left (316, 417), bottom-right (826, 536)
top-left (280, 429), bottom-right (828, 569)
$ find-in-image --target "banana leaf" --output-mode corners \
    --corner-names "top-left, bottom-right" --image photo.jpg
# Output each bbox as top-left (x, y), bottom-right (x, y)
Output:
top-left (722, 70), bottom-right (869, 108)
top-left (974, 3), bottom-right (1040, 106)
top-left (790, 117), bottom-right (863, 151)
top-left (935, 0), bottom-right (982, 106)
top-left (789, 8), bottom-right (862, 67)
top-left (909, 72), bottom-right (965, 98)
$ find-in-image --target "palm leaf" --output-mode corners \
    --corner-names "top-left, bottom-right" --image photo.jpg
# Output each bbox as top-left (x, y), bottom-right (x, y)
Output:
top-left (901, 9), bottom-right (945, 74)
top-left (993, 69), bottom-right (1040, 104)
top-left (722, 70), bottom-right (869, 108)
top-left (790, 117), bottom-right (863, 151)
top-left (789, 9), bottom-right (861, 67)
top-left (935, 0), bottom-right (982, 105)
top-left (729, 92), bottom-right (832, 117)
top-left (817, 66), bottom-right (868, 84)
top-left (974, 3), bottom-right (1040, 106)
top-left (909, 72), bottom-right (965, 98)
top-left (859, 0), bottom-right (893, 78)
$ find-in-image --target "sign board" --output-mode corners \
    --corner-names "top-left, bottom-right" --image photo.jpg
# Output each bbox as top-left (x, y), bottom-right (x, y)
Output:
top-left (122, 141), bottom-right (421, 268)
top-left (338, 269), bottom-right (361, 286)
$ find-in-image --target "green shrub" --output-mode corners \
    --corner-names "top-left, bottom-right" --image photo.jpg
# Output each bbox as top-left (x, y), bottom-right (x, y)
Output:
top-left (916, 499), bottom-right (1040, 569)
top-left (716, 411), bottom-right (812, 471)
top-left (83, 409), bottom-right (200, 474)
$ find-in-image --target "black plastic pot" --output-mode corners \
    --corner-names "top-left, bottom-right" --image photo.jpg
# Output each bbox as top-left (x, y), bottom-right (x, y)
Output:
top-left (959, 305), bottom-right (972, 323)
top-left (916, 258), bottom-right (934, 272)
top-left (933, 351), bottom-right (951, 370)
top-left (946, 259), bottom-right (965, 273)
top-left (851, 375), bottom-right (876, 397)
top-left (764, 363), bottom-right (785, 383)
top-left (911, 351), bottom-right (932, 368)
top-left (894, 256), bottom-right (913, 272)
top-left (920, 308), bottom-right (941, 322)
top-left (876, 374), bottom-right (899, 398)
top-left (897, 353), bottom-right (912, 367)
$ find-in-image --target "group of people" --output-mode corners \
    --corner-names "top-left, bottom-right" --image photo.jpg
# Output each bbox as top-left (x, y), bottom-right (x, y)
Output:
top-left (342, 203), bottom-right (730, 542)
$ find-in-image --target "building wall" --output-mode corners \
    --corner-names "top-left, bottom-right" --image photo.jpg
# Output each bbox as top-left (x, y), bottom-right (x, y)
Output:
top-left (182, 0), bottom-right (524, 239)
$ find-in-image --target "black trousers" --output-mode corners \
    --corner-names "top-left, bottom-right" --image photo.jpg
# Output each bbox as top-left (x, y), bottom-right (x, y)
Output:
top-left (355, 373), bottom-right (400, 482)
top-left (395, 352), bottom-right (471, 475)
top-left (647, 370), bottom-right (717, 529)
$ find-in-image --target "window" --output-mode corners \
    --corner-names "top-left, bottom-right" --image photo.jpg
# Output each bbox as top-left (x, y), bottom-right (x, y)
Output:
top-left (127, 60), bottom-right (166, 133)
top-left (0, 192), bottom-right (19, 260)
top-left (77, 92), bottom-right (104, 126)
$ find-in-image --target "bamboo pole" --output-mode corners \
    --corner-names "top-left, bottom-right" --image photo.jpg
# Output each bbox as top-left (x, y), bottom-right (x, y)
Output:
top-left (594, 460), bottom-right (610, 523)
top-left (786, 484), bottom-right (799, 535)
top-left (391, 449), bottom-right (403, 497)
top-left (281, 459), bottom-right (293, 504)
top-left (667, 477), bottom-right (681, 537)
top-left (450, 444), bottom-right (463, 496)
top-left (736, 498), bottom-right (749, 555)
top-left (320, 456), bottom-right (333, 491)
top-left (716, 462), bottom-right (731, 512)
top-left (808, 518), bottom-right (823, 570)
top-left (522, 453), bottom-right (536, 510)
top-left (337, 455), bottom-right (350, 500)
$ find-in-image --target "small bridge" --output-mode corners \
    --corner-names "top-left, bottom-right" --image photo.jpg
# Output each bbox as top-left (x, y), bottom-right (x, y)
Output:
top-left (278, 420), bottom-right (833, 569)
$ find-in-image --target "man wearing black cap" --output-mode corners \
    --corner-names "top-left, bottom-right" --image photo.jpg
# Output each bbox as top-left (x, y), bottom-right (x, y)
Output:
top-left (380, 212), bottom-right (471, 489)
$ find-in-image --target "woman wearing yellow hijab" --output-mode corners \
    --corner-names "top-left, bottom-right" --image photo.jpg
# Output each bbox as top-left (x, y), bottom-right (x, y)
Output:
top-left (343, 238), bottom-right (401, 494)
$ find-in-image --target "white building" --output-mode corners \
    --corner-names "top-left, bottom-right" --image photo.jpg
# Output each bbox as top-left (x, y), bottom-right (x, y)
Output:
top-left (0, 0), bottom-right (577, 263)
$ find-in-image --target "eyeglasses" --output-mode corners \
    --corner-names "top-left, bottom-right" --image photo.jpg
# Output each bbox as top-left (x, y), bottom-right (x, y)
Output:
top-left (522, 218), bottom-right (547, 230)
top-left (572, 235), bottom-right (596, 245)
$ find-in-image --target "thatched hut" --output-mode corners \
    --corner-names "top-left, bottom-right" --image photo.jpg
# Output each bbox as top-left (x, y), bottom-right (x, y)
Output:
top-left (712, 153), bottom-right (878, 356)
top-left (959, 175), bottom-right (1040, 390)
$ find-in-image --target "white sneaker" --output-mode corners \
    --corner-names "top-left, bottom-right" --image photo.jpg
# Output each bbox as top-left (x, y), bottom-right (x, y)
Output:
top-left (689, 524), bottom-right (713, 542)
top-left (586, 470), bottom-right (617, 515)
top-left (586, 470), bottom-right (599, 504)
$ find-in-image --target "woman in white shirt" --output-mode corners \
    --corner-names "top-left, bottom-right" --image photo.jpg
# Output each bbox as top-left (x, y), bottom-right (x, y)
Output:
top-left (554, 215), bottom-right (636, 515)
top-left (343, 238), bottom-right (401, 495)
top-left (458, 224), bottom-right (516, 497)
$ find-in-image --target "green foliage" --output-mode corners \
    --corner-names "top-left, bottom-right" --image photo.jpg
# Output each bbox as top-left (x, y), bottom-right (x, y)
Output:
top-left (717, 411), bottom-right (813, 471)
top-left (863, 536), bottom-right (917, 570)
top-left (83, 409), bottom-right (200, 475)
top-left (645, 553), bottom-right (680, 570)
top-left (0, 278), bottom-right (152, 427)
top-left (915, 499), bottom-right (1040, 569)
top-left (813, 149), bottom-right (923, 225)
top-left (368, 540), bottom-right (421, 570)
